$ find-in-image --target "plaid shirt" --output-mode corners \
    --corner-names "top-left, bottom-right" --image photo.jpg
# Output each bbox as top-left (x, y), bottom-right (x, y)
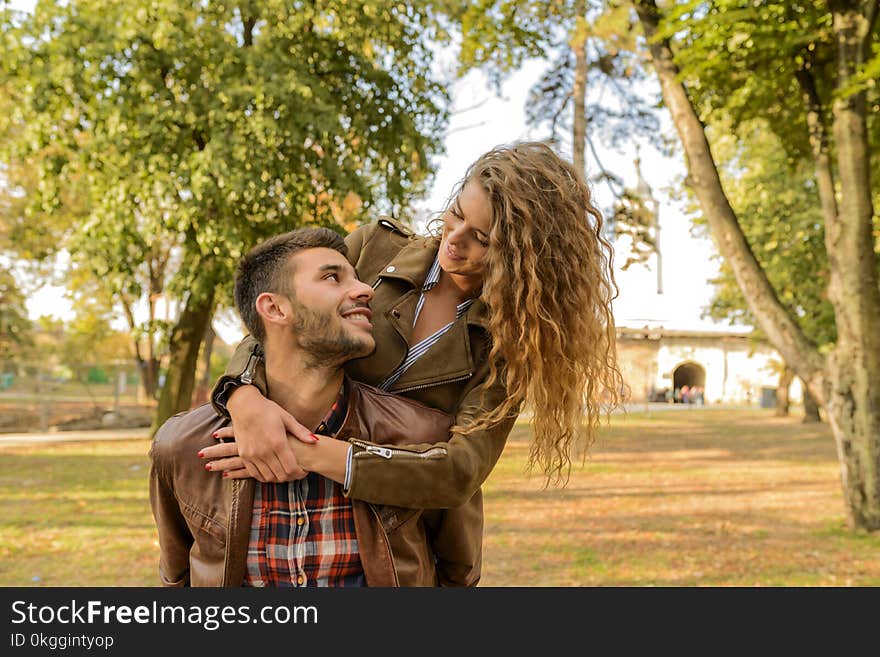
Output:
top-left (244, 384), bottom-right (364, 587)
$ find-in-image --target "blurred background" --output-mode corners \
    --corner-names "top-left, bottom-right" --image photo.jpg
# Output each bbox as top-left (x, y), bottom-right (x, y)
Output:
top-left (4, 0), bottom-right (836, 436)
top-left (2, 0), bottom-right (879, 586)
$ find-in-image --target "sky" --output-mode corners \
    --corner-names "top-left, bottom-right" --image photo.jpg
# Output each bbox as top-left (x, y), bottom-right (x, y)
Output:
top-left (10, 2), bottom-right (747, 343)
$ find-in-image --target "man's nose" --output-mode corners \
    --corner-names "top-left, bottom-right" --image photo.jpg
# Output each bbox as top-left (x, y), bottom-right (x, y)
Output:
top-left (351, 279), bottom-right (374, 303)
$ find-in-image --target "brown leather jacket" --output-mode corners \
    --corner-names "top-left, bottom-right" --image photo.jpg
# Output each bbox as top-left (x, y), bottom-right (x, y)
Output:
top-left (212, 218), bottom-right (518, 584)
top-left (150, 378), bottom-right (455, 587)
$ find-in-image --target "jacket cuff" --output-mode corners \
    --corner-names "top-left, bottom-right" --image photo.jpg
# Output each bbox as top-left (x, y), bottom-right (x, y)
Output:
top-left (209, 342), bottom-right (266, 418)
top-left (343, 445), bottom-right (354, 494)
top-left (210, 377), bottom-right (241, 419)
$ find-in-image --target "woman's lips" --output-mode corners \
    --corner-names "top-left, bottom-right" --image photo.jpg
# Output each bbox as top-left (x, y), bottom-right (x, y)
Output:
top-left (445, 242), bottom-right (464, 261)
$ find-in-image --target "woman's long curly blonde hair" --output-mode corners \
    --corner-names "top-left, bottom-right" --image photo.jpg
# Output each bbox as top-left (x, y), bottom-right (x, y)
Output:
top-left (453, 141), bottom-right (626, 484)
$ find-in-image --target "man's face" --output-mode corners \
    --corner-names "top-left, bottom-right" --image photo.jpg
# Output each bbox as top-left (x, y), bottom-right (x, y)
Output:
top-left (284, 247), bottom-right (375, 367)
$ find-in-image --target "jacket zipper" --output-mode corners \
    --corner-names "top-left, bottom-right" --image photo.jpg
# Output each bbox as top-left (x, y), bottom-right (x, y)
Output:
top-left (350, 439), bottom-right (447, 460)
top-left (392, 372), bottom-right (472, 395)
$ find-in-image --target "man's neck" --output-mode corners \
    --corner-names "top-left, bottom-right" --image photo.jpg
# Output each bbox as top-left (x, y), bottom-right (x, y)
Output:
top-left (263, 342), bottom-right (344, 432)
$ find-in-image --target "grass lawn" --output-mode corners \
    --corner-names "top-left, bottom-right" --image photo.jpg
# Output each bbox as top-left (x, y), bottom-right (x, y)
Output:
top-left (1, 408), bottom-right (878, 586)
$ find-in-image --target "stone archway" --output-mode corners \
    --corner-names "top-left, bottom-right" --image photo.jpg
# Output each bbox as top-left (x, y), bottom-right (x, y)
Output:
top-left (673, 361), bottom-right (706, 403)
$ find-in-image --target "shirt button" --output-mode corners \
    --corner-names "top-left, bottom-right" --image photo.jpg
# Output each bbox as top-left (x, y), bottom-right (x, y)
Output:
top-left (297, 575), bottom-right (305, 586)
top-left (386, 265), bottom-right (396, 273)
top-left (296, 516), bottom-right (305, 526)
top-left (391, 309), bottom-right (401, 318)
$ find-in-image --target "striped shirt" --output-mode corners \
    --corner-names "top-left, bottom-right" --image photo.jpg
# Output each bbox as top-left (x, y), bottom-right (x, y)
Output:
top-left (378, 257), bottom-right (475, 391)
top-left (341, 256), bottom-right (473, 493)
top-left (245, 385), bottom-right (364, 587)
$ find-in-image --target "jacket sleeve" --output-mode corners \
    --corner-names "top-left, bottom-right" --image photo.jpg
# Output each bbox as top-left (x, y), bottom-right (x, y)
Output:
top-left (422, 495), bottom-right (483, 587)
top-left (345, 371), bottom-right (517, 509)
top-left (148, 440), bottom-right (194, 587)
top-left (209, 336), bottom-right (266, 418)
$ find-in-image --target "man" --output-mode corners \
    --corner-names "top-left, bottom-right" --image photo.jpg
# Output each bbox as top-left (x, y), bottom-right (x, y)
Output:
top-left (149, 227), bottom-right (456, 586)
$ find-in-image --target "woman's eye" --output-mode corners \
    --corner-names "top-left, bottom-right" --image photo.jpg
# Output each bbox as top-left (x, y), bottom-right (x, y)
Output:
top-left (325, 274), bottom-right (339, 282)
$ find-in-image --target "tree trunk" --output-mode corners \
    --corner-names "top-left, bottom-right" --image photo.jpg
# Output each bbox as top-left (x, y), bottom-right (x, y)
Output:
top-left (121, 293), bottom-right (159, 400)
top-left (801, 378), bottom-right (821, 423)
top-left (821, 0), bottom-right (880, 530)
top-left (137, 356), bottom-right (160, 401)
top-left (192, 321), bottom-right (216, 406)
top-left (632, 0), bottom-right (826, 399)
top-left (570, 7), bottom-right (589, 178)
top-left (151, 287), bottom-right (216, 435)
top-left (775, 367), bottom-right (794, 417)
top-left (634, 0), bottom-right (880, 530)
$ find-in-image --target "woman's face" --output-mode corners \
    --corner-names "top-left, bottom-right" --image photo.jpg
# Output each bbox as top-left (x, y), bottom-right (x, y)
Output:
top-left (438, 181), bottom-right (492, 282)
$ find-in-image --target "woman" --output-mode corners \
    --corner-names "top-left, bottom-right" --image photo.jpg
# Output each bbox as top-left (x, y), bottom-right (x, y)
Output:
top-left (203, 141), bottom-right (624, 582)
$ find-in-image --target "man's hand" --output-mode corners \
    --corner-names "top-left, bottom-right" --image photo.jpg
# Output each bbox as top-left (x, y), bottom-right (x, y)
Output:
top-left (204, 385), bottom-right (317, 482)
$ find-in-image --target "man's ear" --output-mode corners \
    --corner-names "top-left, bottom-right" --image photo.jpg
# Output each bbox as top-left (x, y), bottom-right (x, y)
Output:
top-left (255, 292), bottom-right (290, 330)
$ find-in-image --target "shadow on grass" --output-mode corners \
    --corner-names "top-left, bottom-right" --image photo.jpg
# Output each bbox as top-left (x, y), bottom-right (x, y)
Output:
top-left (506, 409), bottom-right (836, 464)
top-left (484, 479), bottom-right (830, 503)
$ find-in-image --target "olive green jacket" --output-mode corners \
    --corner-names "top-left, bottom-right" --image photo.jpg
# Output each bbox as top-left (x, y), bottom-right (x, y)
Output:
top-left (212, 218), bottom-right (517, 584)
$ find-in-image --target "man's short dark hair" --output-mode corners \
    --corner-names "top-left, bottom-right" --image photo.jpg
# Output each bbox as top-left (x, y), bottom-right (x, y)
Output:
top-left (234, 227), bottom-right (347, 343)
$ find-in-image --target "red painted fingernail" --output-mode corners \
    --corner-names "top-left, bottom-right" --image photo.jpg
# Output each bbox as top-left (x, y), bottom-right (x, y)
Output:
top-left (204, 463), bottom-right (212, 471)
top-left (197, 451), bottom-right (204, 458)
top-left (212, 432), bottom-right (218, 438)
top-left (310, 433), bottom-right (319, 442)
top-left (222, 472), bottom-right (229, 478)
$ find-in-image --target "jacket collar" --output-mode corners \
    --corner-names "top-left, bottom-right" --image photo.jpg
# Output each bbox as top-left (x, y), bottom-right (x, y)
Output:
top-left (375, 235), bottom-right (439, 289)
top-left (378, 235), bottom-right (490, 331)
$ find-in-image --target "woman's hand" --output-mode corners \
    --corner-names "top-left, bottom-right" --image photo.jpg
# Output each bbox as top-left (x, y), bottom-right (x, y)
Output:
top-left (200, 430), bottom-right (344, 483)
top-left (205, 384), bottom-right (317, 482)
top-left (199, 439), bottom-right (250, 479)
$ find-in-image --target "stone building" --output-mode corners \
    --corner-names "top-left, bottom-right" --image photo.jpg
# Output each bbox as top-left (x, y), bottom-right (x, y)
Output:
top-left (616, 326), bottom-right (803, 405)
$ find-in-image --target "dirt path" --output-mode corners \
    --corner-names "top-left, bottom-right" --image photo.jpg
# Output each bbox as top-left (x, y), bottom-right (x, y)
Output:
top-left (0, 427), bottom-right (149, 448)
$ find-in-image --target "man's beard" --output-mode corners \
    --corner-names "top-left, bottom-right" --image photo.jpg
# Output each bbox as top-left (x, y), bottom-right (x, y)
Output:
top-left (289, 297), bottom-right (373, 368)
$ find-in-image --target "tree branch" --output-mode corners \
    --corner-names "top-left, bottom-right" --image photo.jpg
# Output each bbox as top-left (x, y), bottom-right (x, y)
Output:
top-left (794, 62), bottom-right (839, 224)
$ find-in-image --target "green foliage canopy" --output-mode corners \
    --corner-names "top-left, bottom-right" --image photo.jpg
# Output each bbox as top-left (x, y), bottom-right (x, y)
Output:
top-left (701, 120), bottom-right (837, 349)
top-left (0, 0), bottom-right (449, 309)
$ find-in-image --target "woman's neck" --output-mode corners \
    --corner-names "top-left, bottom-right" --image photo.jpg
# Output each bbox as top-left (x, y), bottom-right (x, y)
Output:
top-left (436, 267), bottom-right (482, 302)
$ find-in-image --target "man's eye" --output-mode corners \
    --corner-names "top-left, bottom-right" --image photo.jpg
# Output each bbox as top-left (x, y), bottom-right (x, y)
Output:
top-left (325, 273), bottom-right (339, 281)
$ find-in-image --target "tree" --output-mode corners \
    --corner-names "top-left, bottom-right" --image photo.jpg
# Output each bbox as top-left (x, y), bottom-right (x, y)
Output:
top-left (1, 0), bottom-right (450, 432)
top-left (0, 266), bottom-right (33, 364)
top-left (633, 0), bottom-right (880, 530)
top-left (696, 119), bottom-right (836, 419)
top-left (459, 3), bottom-right (657, 224)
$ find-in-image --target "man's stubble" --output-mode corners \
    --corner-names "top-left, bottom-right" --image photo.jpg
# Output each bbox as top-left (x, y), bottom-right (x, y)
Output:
top-left (288, 296), bottom-right (374, 369)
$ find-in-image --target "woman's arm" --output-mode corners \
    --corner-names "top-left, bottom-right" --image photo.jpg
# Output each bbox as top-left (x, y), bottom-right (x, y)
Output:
top-left (203, 370), bottom-right (516, 509)
top-left (344, 374), bottom-right (517, 508)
